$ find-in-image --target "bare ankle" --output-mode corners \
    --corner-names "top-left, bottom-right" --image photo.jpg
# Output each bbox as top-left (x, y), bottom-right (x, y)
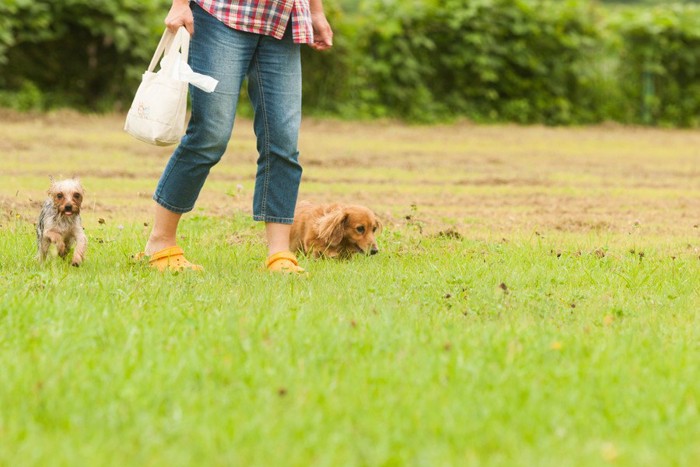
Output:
top-left (145, 233), bottom-right (176, 256)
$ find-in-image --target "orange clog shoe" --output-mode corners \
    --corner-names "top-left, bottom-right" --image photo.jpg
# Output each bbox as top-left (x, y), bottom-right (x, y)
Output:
top-left (147, 246), bottom-right (204, 272)
top-left (266, 251), bottom-right (305, 274)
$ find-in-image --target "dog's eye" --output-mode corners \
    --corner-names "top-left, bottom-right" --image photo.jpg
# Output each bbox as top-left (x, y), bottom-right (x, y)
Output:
top-left (373, 226), bottom-right (377, 232)
top-left (56, 193), bottom-right (64, 200)
top-left (357, 226), bottom-right (366, 234)
top-left (73, 193), bottom-right (82, 200)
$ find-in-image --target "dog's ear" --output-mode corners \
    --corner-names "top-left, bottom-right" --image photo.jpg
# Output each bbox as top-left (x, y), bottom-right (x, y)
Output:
top-left (75, 178), bottom-right (86, 194)
top-left (47, 176), bottom-right (56, 196)
top-left (375, 217), bottom-right (383, 234)
top-left (316, 208), bottom-right (348, 246)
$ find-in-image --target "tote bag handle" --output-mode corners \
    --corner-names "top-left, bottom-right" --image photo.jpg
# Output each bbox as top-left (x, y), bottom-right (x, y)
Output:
top-left (147, 27), bottom-right (190, 73)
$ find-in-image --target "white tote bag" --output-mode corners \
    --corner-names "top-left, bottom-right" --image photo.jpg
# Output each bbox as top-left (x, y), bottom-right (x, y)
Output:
top-left (124, 27), bottom-right (218, 146)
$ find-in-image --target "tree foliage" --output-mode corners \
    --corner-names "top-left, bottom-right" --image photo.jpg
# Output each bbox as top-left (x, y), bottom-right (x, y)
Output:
top-left (614, 4), bottom-right (700, 126)
top-left (1, 0), bottom-right (699, 126)
top-left (361, 0), bottom-right (605, 124)
top-left (0, 0), bottom-right (168, 110)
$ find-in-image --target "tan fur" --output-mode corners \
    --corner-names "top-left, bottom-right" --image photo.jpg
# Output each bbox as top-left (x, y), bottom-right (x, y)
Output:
top-left (290, 202), bottom-right (382, 258)
top-left (36, 178), bottom-right (88, 267)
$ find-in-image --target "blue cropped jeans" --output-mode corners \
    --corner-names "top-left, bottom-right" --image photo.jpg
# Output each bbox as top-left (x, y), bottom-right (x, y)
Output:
top-left (153, 2), bottom-right (303, 224)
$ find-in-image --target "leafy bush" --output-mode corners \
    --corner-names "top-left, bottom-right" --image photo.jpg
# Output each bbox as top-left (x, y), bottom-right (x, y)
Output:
top-left (310, 0), bottom-right (609, 124)
top-left (0, 0), bottom-right (168, 110)
top-left (2, 0), bottom-right (700, 126)
top-left (614, 4), bottom-right (700, 126)
top-left (300, 2), bottom-right (362, 117)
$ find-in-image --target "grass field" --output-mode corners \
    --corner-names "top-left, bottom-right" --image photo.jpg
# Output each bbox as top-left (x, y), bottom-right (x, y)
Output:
top-left (1, 110), bottom-right (699, 466)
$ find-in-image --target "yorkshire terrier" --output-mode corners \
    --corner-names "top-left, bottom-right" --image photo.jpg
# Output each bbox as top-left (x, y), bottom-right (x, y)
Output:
top-left (36, 178), bottom-right (88, 266)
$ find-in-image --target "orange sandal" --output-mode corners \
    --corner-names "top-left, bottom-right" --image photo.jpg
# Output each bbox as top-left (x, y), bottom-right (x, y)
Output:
top-left (147, 246), bottom-right (204, 272)
top-left (266, 251), bottom-right (305, 274)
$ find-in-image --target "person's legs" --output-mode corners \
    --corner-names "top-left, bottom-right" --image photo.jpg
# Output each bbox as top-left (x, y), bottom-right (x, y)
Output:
top-left (265, 223), bottom-right (293, 256)
top-left (145, 205), bottom-right (182, 255)
top-left (145, 3), bottom-right (257, 257)
top-left (247, 26), bottom-right (303, 259)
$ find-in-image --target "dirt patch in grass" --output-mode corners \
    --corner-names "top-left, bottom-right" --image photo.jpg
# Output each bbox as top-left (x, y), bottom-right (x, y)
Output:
top-left (1, 110), bottom-right (699, 238)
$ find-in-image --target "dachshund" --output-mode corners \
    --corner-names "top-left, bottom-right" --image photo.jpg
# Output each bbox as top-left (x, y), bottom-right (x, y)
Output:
top-left (290, 202), bottom-right (382, 258)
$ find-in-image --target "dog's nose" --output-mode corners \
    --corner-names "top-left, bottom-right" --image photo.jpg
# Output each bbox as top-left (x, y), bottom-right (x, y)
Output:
top-left (370, 247), bottom-right (379, 255)
top-left (64, 205), bottom-right (73, 212)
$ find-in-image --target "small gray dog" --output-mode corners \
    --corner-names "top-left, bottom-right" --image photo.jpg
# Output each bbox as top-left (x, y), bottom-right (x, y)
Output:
top-left (36, 178), bottom-right (87, 266)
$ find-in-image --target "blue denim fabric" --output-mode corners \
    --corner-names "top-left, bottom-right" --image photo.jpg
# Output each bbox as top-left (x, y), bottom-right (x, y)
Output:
top-left (153, 2), bottom-right (302, 224)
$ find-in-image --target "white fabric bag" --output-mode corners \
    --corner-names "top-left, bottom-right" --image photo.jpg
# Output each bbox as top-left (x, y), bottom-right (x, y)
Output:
top-left (124, 27), bottom-right (218, 146)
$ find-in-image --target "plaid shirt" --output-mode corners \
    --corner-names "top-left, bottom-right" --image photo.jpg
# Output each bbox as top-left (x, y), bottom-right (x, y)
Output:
top-left (194, 0), bottom-right (313, 44)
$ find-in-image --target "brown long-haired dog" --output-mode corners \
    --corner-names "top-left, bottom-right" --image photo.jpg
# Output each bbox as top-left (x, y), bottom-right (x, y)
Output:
top-left (290, 202), bottom-right (382, 258)
top-left (36, 178), bottom-right (88, 266)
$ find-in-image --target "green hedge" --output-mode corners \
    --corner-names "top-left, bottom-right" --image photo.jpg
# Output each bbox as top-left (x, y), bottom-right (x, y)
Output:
top-left (362, 0), bottom-right (605, 124)
top-left (615, 4), bottom-right (700, 126)
top-left (0, 0), bottom-right (167, 110)
top-left (301, 0), bottom-right (607, 124)
top-left (1, 0), bottom-right (699, 126)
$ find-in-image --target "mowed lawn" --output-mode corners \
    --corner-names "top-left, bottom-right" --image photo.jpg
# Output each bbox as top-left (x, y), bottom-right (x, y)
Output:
top-left (1, 110), bottom-right (699, 466)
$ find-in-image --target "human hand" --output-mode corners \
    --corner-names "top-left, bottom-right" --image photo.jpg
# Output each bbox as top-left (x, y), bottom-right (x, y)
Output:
top-left (165, 0), bottom-right (194, 35)
top-left (310, 13), bottom-right (333, 51)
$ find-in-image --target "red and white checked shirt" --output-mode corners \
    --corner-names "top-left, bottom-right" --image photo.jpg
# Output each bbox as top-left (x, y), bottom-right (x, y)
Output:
top-left (194, 0), bottom-right (314, 44)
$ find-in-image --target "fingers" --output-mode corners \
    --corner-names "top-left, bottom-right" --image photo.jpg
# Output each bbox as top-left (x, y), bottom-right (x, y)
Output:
top-left (310, 42), bottom-right (331, 51)
top-left (310, 36), bottom-right (333, 51)
top-left (165, 17), bottom-right (194, 35)
top-left (165, 4), bottom-right (194, 35)
top-left (310, 20), bottom-right (333, 51)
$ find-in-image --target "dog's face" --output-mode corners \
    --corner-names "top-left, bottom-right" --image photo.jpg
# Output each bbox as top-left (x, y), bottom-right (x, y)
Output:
top-left (317, 205), bottom-right (382, 256)
top-left (49, 179), bottom-right (84, 217)
top-left (342, 206), bottom-right (382, 255)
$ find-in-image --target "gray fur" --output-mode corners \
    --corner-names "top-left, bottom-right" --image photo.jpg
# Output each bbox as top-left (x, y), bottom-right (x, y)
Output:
top-left (36, 179), bottom-right (87, 266)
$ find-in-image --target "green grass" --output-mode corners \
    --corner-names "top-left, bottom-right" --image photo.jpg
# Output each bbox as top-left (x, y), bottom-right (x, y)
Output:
top-left (1, 215), bottom-right (699, 466)
top-left (1, 112), bottom-right (700, 465)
